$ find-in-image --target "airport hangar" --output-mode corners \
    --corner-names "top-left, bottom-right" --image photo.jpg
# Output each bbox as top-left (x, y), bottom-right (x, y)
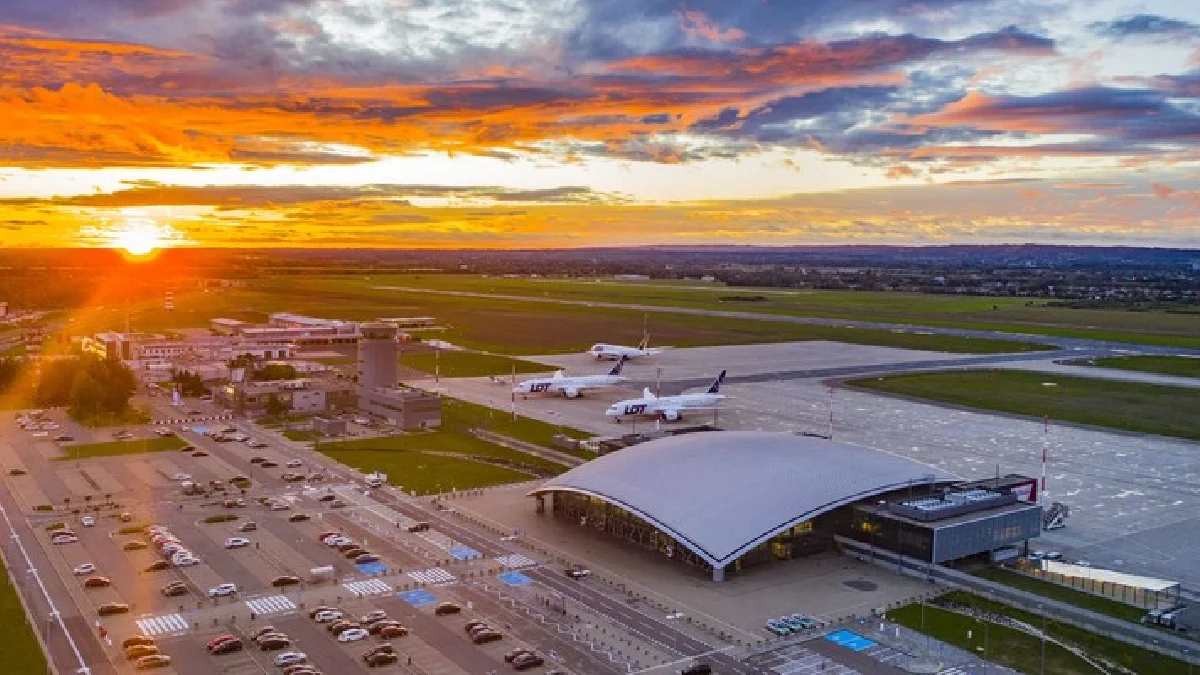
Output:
top-left (530, 431), bottom-right (1044, 581)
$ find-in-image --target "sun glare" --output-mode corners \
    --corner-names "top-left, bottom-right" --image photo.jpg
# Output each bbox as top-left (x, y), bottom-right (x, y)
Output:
top-left (114, 226), bottom-right (162, 256)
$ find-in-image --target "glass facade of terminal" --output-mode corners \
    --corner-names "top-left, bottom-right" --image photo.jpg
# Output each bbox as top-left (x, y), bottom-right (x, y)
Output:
top-left (548, 492), bottom-right (831, 578)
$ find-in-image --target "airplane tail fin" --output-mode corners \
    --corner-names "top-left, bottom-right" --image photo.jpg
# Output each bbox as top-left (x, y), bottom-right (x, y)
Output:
top-left (553, 370), bottom-right (564, 379)
top-left (643, 387), bottom-right (657, 400)
top-left (638, 333), bottom-right (650, 350)
top-left (608, 356), bottom-right (627, 376)
top-left (706, 370), bottom-right (727, 394)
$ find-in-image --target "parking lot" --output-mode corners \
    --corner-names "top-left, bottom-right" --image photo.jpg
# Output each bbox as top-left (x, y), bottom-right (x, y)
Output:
top-left (1, 410), bottom-right (629, 675)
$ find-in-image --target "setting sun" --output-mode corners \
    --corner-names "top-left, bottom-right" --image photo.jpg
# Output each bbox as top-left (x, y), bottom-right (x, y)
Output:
top-left (113, 225), bottom-right (162, 256)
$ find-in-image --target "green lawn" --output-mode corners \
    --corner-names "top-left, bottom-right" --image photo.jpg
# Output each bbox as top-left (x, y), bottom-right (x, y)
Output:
top-left (55, 435), bottom-right (186, 460)
top-left (889, 600), bottom-right (1095, 675)
top-left (1069, 355), bottom-right (1200, 379)
top-left (893, 591), bottom-right (1192, 675)
top-left (973, 567), bottom-right (1147, 623)
top-left (0, 558), bottom-right (48, 674)
top-left (401, 350), bottom-right (547, 378)
top-left (283, 429), bottom-right (320, 442)
top-left (849, 369), bottom-right (1200, 440)
top-left (318, 429), bottom-right (567, 472)
top-left (440, 397), bottom-right (594, 458)
top-left (314, 447), bottom-right (534, 494)
top-left (94, 280), bottom-right (1048, 356)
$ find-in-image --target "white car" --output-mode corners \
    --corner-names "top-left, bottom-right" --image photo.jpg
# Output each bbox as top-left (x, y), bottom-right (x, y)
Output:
top-left (173, 473), bottom-right (192, 481)
top-left (72, 563), bottom-right (96, 576)
top-left (173, 554), bottom-right (200, 567)
top-left (313, 610), bottom-right (342, 623)
top-left (247, 440), bottom-right (268, 449)
top-left (269, 502), bottom-right (291, 511)
top-left (81, 516), bottom-right (95, 527)
top-left (208, 583), bottom-right (238, 598)
top-left (286, 460), bottom-right (303, 468)
top-left (354, 417), bottom-right (370, 425)
top-left (231, 433), bottom-right (249, 442)
top-left (272, 652), bottom-right (306, 667)
top-left (224, 537), bottom-right (250, 549)
top-left (324, 536), bottom-right (352, 547)
top-left (337, 628), bottom-right (368, 643)
top-left (52, 534), bottom-right (78, 544)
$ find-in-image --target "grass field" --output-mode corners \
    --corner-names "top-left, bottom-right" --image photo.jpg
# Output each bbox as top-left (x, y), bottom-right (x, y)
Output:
top-left (55, 435), bottom-right (186, 460)
top-left (893, 591), bottom-right (1192, 675)
top-left (282, 429), bottom-right (320, 442)
top-left (401, 350), bottom-right (547, 378)
top-left (315, 447), bottom-right (535, 494)
top-left (1069, 355), bottom-right (1200, 379)
top-left (440, 397), bottom-right (594, 457)
top-left (889, 600), bottom-right (1095, 675)
top-left (360, 274), bottom-right (1200, 348)
top-left (848, 369), bottom-right (1200, 440)
top-left (973, 567), bottom-right (1147, 623)
top-left (60, 277), bottom-right (1048, 355)
top-left (0, 558), bottom-right (48, 675)
top-left (317, 430), bottom-right (567, 472)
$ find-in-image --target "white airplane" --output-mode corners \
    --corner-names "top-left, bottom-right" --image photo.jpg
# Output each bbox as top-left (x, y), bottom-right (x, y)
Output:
top-left (605, 370), bottom-right (726, 422)
top-left (588, 334), bottom-right (662, 360)
top-left (515, 357), bottom-right (627, 399)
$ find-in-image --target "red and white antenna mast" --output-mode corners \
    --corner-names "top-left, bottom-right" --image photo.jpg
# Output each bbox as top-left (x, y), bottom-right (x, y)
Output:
top-left (1041, 415), bottom-right (1049, 503)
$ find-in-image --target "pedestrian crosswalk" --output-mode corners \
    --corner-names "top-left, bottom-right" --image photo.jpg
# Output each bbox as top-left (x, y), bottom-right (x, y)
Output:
top-left (495, 553), bottom-right (538, 569)
top-left (136, 613), bottom-right (189, 636)
top-left (244, 594), bottom-right (297, 615)
top-left (343, 579), bottom-right (393, 596)
top-left (407, 567), bottom-right (455, 585)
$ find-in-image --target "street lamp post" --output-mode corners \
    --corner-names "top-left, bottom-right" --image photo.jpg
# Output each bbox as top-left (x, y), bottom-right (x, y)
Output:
top-left (1039, 603), bottom-right (1047, 675)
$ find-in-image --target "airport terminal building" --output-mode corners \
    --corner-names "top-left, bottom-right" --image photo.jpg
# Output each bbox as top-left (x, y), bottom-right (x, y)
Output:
top-left (530, 431), bottom-right (1042, 581)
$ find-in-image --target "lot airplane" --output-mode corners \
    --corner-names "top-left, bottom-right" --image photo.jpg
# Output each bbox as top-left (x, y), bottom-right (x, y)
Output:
top-left (588, 334), bottom-right (662, 360)
top-left (605, 370), bottom-right (726, 422)
top-left (515, 357), bottom-right (627, 399)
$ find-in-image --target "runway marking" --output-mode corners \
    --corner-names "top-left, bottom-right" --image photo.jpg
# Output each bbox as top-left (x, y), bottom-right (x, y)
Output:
top-left (244, 594), bottom-right (297, 615)
top-left (407, 567), bottom-right (455, 585)
top-left (343, 578), bottom-right (393, 596)
top-left (135, 613), bottom-right (189, 636)
top-left (495, 553), bottom-right (538, 569)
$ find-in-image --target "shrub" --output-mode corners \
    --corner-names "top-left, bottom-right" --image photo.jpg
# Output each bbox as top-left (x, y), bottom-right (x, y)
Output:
top-left (33, 504), bottom-right (54, 512)
top-left (44, 522), bottom-right (66, 531)
top-left (117, 525), bottom-right (146, 535)
top-left (202, 514), bottom-right (239, 524)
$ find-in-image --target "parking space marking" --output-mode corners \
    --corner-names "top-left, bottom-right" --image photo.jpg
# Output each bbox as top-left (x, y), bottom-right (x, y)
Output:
top-left (244, 594), bottom-right (297, 615)
top-left (343, 578), bottom-right (393, 596)
top-left (494, 553), bottom-right (538, 569)
top-left (407, 566), bottom-right (455, 585)
top-left (448, 546), bottom-right (482, 560)
top-left (136, 613), bottom-right (189, 636)
top-left (397, 589), bottom-right (438, 606)
top-left (497, 571), bottom-right (534, 587)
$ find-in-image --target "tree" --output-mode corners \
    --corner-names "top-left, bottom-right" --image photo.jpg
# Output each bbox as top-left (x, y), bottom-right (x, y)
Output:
top-left (252, 363), bottom-right (298, 382)
top-left (171, 370), bottom-right (207, 397)
top-left (264, 394), bottom-right (290, 418)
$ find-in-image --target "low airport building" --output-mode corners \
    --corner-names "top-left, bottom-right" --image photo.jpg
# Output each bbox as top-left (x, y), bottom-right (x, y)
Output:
top-left (530, 431), bottom-right (1042, 581)
top-left (213, 378), bottom-right (356, 417)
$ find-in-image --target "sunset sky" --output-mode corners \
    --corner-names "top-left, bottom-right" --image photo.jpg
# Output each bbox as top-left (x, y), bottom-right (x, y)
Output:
top-left (0, 0), bottom-right (1197, 249)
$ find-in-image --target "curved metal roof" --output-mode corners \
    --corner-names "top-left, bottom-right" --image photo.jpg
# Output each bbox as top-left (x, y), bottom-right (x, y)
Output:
top-left (530, 431), bottom-right (957, 567)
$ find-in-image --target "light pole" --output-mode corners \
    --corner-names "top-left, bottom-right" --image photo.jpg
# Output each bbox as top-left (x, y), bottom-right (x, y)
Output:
top-left (1039, 603), bottom-right (1047, 675)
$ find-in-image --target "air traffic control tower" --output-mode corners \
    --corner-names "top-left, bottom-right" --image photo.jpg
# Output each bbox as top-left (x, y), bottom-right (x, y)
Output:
top-left (357, 322), bottom-right (399, 390)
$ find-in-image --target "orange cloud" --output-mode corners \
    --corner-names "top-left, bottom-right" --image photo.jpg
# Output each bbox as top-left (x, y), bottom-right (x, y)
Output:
top-left (677, 10), bottom-right (747, 44)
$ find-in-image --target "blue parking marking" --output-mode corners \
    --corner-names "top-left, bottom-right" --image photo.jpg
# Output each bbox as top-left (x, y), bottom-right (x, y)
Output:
top-left (449, 546), bottom-right (481, 560)
top-left (824, 629), bottom-right (877, 652)
top-left (397, 589), bottom-right (437, 606)
top-left (498, 571), bottom-right (533, 587)
top-left (355, 562), bottom-right (387, 576)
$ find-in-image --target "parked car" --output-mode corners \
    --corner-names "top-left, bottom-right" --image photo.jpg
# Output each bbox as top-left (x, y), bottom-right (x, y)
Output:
top-left (224, 537), bottom-right (251, 549)
top-left (504, 648), bottom-right (533, 663)
top-left (307, 605), bottom-right (337, 619)
top-left (7, 468), bottom-right (25, 475)
top-left (98, 603), bottom-right (131, 616)
top-left (257, 636), bottom-right (291, 651)
top-left (363, 644), bottom-right (396, 661)
top-left (206, 634), bottom-right (237, 650)
top-left (342, 547), bottom-right (367, 559)
top-left (368, 620), bottom-right (400, 635)
top-left (286, 460), bottom-right (303, 468)
top-left (80, 516), bottom-right (95, 527)
top-left (125, 645), bottom-right (159, 660)
top-left (122, 540), bottom-right (147, 551)
top-left (680, 664), bottom-right (712, 675)
top-left (260, 461), bottom-right (279, 468)
top-left (366, 652), bottom-right (397, 668)
top-left (511, 652), bottom-right (544, 671)
top-left (210, 638), bottom-right (243, 655)
top-left (273, 652), bottom-right (307, 668)
top-left (208, 583), bottom-right (238, 598)
top-left (565, 567), bottom-right (591, 580)
top-left (72, 563), bottom-right (96, 575)
top-left (144, 560), bottom-right (170, 573)
top-left (471, 629), bottom-right (503, 644)
top-left (83, 576), bottom-right (111, 588)
top-left (161, 582), bottom-right (188, 597)
top-left (248, 440), bottom-right (268, 449)
top-left (269, 501), bottom-right (291, 511)
top-left (288, 513), bottom-right (310, 522)
top-left (313, 610), bottom-right (343, 623)
top-left (250, 456), bottom-right (266, 464)
top-left (52, 533), bottom-right (79, 544)
top-left (434, 602), bottom-right (461, 616)
top-left (272, 575), bottom-right (301, 587)
top-left (354, 553), bottom-right (380, 564)
top-left (330, 500), bottom-right (346, 509)
top-left (328, 621), bottom-right (362, 636)
top-left (54, 434), bottom-right (74, 442)
top-left (337, 628), bottom-right (369, 642)
top-left (378, 624), bottom-right (409, 639)
top-left (122, 636), bottom-right (155, 649)
top-left (132, 655), bottom-right (171, 670)
top-left (239, 521), bottom-right (258, 532)
top-left (359, 610), bottom-right (388, 624)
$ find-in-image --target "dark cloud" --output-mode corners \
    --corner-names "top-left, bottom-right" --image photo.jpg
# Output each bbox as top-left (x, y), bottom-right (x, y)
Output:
top-left (1090, 14), bottom-right (1200, 39)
